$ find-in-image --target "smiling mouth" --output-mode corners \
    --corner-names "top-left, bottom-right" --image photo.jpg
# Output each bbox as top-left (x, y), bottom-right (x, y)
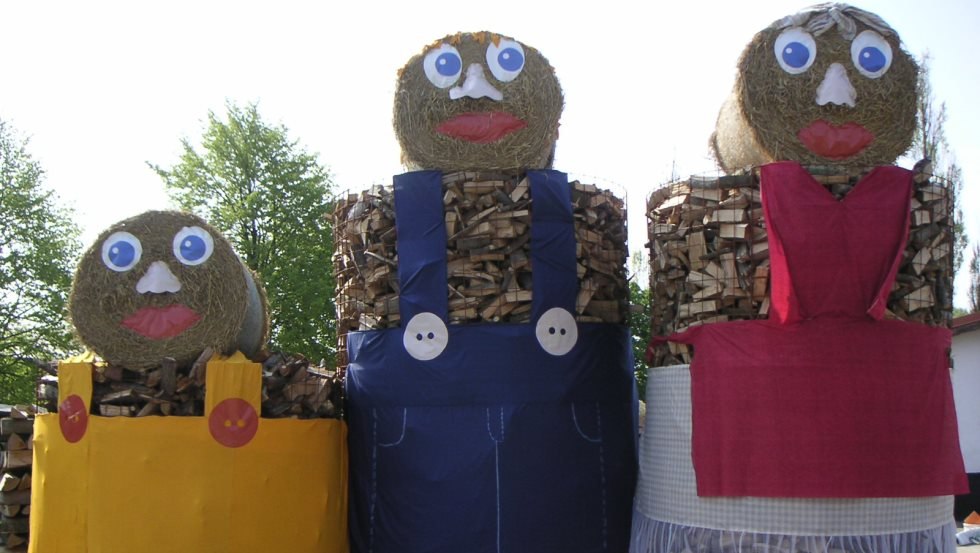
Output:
top-left (436, 112), bottom-right (527, 143)
top-left (121, 304), bottom-right (201, 339)
top-left (797, 120), bottom-right (875, 159)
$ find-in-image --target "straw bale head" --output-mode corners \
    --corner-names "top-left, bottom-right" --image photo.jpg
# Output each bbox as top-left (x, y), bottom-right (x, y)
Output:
top-left (394, 31), bottom-right (563, 171)
top-left (69, 211), bottom-right (268, 370)
top-left (712, 3), bottom-right (918, 172)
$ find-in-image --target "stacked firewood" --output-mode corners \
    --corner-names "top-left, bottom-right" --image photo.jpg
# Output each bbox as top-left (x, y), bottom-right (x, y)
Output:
top-left (0, 406), bottom-right (34, 550)
top-left (38, 351), bottom-right (343, 419)
top-left (646, 165), bottom-right (953, 367)
top-left (332, 170), bottom-right (630, 371)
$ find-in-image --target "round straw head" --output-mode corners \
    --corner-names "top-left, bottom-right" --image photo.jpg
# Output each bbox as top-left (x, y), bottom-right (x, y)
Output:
top-left (394, 31), bottom-right (564, 172)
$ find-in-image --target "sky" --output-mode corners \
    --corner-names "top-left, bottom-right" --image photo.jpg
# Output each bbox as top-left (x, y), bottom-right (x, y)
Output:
top-left (1, 0), bottom-right (977, 308)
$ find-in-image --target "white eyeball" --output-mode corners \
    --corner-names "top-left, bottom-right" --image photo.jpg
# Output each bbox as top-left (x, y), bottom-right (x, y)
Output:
top-left (851, 30), bottom-right (893, 79)
top-left (486, 38), bottom-right (525, 82)
top-left (423, 43), bottom-right (463, 88)
top-left (172, 226), bottom-right (214, 266)
top-left (101, 232), bottom-right (142, 272)
top-left (774, 27), bottom-right (817, 75)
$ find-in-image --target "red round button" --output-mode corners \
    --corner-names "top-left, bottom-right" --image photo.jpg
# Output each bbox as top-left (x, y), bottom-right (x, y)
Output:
top-left (208, 398), bottom-right (258, 448)
top-left (59, 394), bottom-right (89, 443)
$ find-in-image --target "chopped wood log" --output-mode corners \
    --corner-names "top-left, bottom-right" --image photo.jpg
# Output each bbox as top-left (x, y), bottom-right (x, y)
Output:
top-left (0, 503), bottom-right (20, 517)
top-left (646, 166), bottom-right (954, 366)
top-left (160, 357), bottom-right (177, 396)
top-left (0, 474), bottom-right (19, 493)
top-left (14, 474), bottom-right (29, 492)
top-left (333, 170), bottom-right (629, 372)
top-left (0, 489), bottom-right (30, 506)
top-left (99, 404), bottom-right (136, 417)
top-left (8, 407), bottom-right (31, 421)
top-left (5, 435), bottom-right (26, 453)
top-left (0, 516), bottom-right (30, 534)
top-left (0, 450), bottom-right (31, 472)
top-left (0, 420), bottom-right (32, 437)
top-left (5, 533), bottom-right (26, 548)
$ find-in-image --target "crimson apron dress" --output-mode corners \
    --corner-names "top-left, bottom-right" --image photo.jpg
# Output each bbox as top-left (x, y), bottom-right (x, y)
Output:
top-left (667, 161), bottom-right (966, 498)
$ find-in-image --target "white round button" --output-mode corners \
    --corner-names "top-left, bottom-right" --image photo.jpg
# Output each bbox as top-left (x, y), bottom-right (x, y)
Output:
top-left (403, 312), bottom-right (449, 361)
top-left (535, 307), bottom-right (578, 356)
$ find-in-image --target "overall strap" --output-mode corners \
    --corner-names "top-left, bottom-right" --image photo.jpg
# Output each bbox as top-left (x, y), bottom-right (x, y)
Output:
top-left (393, 171), bottom-right (448, 323)
top-left (528, 170), bottom-right (577, 319)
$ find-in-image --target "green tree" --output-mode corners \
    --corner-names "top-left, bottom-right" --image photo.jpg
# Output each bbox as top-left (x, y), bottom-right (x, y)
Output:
top-left (151, 102), bottom-right (337, 364)
top-left (629, 251), bottom-right (652, 398)
top-left (912, 53), bottom-right (968, 276)
top-left (969, 243), bottom-right (980, 313)
top-left (0, 120), bottom-right (81, 403)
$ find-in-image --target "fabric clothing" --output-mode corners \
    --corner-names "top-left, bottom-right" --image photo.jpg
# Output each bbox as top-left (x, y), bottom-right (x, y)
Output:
top-left (634, 366), bottom-right (956, 532)
top-left (629, 365), bottom-right (956, 553)
top-left (762, 162), bottom-right (911, 323)
top-left (668, 162), bottom-right (967, 498)
top-left (346, 170), bottom-right (637, 553)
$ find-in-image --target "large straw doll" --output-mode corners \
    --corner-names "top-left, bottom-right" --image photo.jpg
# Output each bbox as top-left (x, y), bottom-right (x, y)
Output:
top-left (33, 211), bottom-right (349, 553)
top-left (634, 4), bottom-right (967, 552)
top-left (336, 32), bottom-right (636, 553)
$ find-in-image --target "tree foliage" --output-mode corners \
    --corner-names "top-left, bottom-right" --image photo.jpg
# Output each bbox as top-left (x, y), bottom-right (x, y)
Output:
top-left (0, 120), bottom-right (81, 403)
top-left (151, 103), bottom-right (337, 364)
top-left (629, 252), bottom-right (651, 398)
top-left (912, 53), bottom-right (968, 277)
top-left (969, 243), bottom-right (980, 314)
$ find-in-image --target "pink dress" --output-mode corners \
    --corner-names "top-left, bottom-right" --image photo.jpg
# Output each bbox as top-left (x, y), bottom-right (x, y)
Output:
top-left (669, 161), bottom-right (967, 498)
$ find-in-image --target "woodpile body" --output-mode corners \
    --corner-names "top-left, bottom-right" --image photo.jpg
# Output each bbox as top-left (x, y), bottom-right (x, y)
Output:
top-left (333, 170), bottom-right (629, 371)
top-left (38, 351), bottom-right (343, 420)
top-left (646, 165), bottom-right (953, 367)
top-left (0, 406), bottom-right (34, 551)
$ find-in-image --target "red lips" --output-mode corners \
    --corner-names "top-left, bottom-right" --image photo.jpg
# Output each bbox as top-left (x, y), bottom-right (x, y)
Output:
top-left (121, 305), bottom-right (201, 339)
top-left (436, 112), bottom-right (527, 143)
top-left (798, 120), bottom-right (875, 159)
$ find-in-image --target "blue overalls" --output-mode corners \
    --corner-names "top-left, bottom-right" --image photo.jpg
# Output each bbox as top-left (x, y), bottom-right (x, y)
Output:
top-left (347, 170), bottom-right (637, 553)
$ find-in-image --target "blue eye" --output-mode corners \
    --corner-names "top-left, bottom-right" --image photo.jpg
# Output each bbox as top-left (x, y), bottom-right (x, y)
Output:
top-left (486, 38), bottom-right (526, 82)
top-left (172, 226), bottom-right (214, 266)
top-left (423, 43), bottom-right (463, 88)
top-left (435, 52), bottom-right (461, 77)
top-left (180, 236), bottom-right (206, 261)
top-left (773, 27), bottom-right (816, 74)
top-left (497, 47), bottom-right (524, 72)
top-left (850, 30), bottom-right (892, 79)
top-left (858, 47), bottom-right (886, 72)
top-left (781, 42), bottom-right (811, 69)
top-left (101, 231), bottom-right (142, 272)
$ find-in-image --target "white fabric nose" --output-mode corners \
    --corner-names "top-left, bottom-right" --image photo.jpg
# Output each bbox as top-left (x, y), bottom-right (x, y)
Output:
top-left (816, 62), bottom-right (857, 107)
top-left (136, 261), bottom-right (182, 294)
top-left (449, 64), bottom-right (503, 101)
